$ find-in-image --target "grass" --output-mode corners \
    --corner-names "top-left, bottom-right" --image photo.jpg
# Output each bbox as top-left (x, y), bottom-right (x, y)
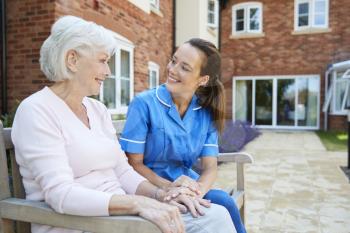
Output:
top-left (316, 130), bottom-right (348, 151)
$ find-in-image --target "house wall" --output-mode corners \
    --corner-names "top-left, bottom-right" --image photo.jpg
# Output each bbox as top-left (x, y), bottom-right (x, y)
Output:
top-left (176, 0), bottom-right (218, 47)
top-left (221, 0), bottom-right (350, 130)
top-left (176, 0), bottom-right (200, 46)
top-left (5, 0), bottom-right (173, 112)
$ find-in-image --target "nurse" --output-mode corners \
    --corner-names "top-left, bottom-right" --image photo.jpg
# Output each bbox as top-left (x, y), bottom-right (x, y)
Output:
top-left (120, 38), bottom-right (246, 233)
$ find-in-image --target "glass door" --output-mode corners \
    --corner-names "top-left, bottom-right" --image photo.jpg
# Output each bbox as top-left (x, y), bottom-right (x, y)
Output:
top-left (255, 79), bottom-right (273, 126)
top-left (234, 76), bottom-right (320, 129)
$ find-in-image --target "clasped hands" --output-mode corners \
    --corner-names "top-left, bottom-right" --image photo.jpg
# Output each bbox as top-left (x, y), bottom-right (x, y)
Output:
top-left (162, 175), bottom-right (210, 218)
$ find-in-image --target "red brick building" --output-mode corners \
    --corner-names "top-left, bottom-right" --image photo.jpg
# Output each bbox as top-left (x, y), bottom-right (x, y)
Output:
top-left (1, 0), bottom-right (349, 130)
top-left (220, 0), bottom-right (349, 130)
top-left (0, 0), bottom-right (173, 117)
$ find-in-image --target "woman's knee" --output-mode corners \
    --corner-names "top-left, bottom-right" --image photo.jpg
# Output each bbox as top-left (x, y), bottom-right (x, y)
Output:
top-left (205, 190), bottom-right (236, 208)
top-left (204, 204), bottom-right (236, 233)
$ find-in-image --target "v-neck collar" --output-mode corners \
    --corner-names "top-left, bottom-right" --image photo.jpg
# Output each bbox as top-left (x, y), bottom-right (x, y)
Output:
top-left (155, 84), bottom-right (202, 131)
top-left (44, 86), bottom-right (92, 131)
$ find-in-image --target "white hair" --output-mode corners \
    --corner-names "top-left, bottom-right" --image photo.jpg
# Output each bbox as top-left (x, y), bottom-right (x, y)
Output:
top-left (39, 15), bottom-right (116, 81)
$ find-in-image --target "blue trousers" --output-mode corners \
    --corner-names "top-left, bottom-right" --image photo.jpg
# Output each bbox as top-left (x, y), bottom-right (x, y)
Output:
top-left (204, 189), bottom-right (246, 233)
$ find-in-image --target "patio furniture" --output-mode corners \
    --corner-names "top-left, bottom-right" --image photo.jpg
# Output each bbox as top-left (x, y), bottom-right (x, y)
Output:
top-left (0, 121), bottom-right (160, 233)
top-left (0, 120), bottom-right (253, 233)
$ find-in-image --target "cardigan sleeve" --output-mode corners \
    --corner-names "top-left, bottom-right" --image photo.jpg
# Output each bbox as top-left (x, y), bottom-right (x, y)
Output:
top-left (11, 101), bottom-right (113, 216)
top-left (99, 102), bottom-right (147, 194)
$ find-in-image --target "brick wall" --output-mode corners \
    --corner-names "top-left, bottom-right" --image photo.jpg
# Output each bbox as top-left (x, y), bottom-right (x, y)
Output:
top-left (6, 0), bottom-right (55, 114)
top-left (221, 0), bottom-right (350, 130)
top-left (5, 0), bottom-right (173, 112)
top-left (329, 115), bottom-right (347, 131)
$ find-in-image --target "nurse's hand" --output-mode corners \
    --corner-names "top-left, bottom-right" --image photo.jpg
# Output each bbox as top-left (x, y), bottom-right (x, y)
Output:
top-left (164, 186), bottom-right (197, 202)
top-left (170, 175), bottom-right (201, 195)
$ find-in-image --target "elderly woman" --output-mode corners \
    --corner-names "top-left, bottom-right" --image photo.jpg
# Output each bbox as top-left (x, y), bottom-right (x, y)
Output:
top-left (11, 16), bottom-right (236, 233)
top-left (120, 38), bottom-right (246, 233)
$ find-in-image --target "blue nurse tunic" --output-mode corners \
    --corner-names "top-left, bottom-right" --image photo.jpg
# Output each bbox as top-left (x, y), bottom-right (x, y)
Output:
top-left (120, 84), bottom-right (219, 182)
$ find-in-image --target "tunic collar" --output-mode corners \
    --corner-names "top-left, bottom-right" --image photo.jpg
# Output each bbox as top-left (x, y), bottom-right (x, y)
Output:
top-left (155, 84), bottom-right (202, 111)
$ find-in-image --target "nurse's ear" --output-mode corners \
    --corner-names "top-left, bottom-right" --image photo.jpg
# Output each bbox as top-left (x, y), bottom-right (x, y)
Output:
top-left (199, 75), bottom-right (209, 87)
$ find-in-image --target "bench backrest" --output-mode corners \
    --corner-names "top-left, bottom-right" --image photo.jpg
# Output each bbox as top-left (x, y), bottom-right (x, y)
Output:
top-left (0, 121), bottom-right (25, 201)
top-left (0, 120), bottom-right (127, 201)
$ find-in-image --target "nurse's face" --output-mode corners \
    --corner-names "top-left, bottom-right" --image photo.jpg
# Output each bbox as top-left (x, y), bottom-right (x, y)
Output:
top-left (166, 43), bottom-right (208, 96)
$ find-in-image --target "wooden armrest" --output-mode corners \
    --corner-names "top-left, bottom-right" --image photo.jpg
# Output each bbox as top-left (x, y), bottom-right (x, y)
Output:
top-left (0, 198), bottom-right (160, 233)
top-left (3, 128), bottom-right (12, 150)
top-left (218, 152), bottom-right (254, 164)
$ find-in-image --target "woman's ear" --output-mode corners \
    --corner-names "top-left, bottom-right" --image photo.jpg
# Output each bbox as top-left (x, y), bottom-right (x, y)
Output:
top-left (199, 75), bottom-right (209, 87)
top-left (66, 50), bottom-right (79, 73)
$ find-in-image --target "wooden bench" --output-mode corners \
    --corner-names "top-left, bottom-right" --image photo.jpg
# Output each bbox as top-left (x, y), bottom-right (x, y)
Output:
top-left (0, 120), bottom-right (253, 233)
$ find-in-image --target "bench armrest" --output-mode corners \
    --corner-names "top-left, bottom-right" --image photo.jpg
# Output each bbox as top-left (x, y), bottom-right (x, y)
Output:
top-left (0, 198), bottom-right (160, 233)
top-left (218, 152), bottom-right (254, 164)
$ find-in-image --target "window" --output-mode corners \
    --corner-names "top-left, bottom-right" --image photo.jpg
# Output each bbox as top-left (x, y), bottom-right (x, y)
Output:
top-left (150, 0), bottom-right (159, 10)
top-left (100, 44), bottom-right (134, 114)
top-left (232, 2), bottom-right (263, 35)
top-left (208, 0), bottom-right (219, 28)
top-left (332, 70), bottom-right (350, 114)
top-left (294, 0), bottom-right (329, 30)
top-left (148, 62), bottom-right (159, 89)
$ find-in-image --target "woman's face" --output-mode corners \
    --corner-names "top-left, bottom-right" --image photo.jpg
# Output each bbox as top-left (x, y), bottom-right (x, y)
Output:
top-left (166, 43), bottom-right (208, 96)
top-left (72, 50), bottom-right (111, 96)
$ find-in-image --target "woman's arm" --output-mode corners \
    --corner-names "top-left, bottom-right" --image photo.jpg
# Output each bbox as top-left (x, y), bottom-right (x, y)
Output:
top-left (108, 191), bottom-right (185, 233)
top-left (126, 152), bottom-right (172, 190)
top-left (169, 156), bottom-right (217, 198)
top-left (197, 156), bottom-right (218, 198)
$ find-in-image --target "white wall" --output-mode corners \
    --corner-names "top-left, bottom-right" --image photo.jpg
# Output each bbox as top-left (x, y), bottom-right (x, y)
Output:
top-left (176, 0), bottom-right (200, 47)
top-left (198, 0), bottom-right (218, 47)
top-left (176, 0), bottom-right (218, 47)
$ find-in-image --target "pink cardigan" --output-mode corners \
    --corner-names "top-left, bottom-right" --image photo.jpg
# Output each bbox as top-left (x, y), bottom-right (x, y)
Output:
top-left (12, 87), bottom-right (146, 233)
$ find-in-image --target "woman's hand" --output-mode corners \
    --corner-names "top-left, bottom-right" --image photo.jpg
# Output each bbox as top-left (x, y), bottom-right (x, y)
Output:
top-left (167, 194), bottom-right (211, 218)
top-left (170, 175), bottom-right (201, 195)
top-left (110, 195), bottom-right (185, 233)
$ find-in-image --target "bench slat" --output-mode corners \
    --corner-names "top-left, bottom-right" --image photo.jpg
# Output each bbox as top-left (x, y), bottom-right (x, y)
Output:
top-left (0, 198), bottom-right (161, 233)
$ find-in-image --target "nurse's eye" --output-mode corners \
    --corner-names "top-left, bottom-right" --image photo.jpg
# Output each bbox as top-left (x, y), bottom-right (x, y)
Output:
top-left (182, 65), bottom-right (191, 72)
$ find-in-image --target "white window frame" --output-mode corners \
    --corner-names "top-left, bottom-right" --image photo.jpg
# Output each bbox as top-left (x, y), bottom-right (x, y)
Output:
top-left (100, 39), bottom-right (134, 115)
top-left (233, 75), bottom-right (320, 130)
top-left (207, 0), bottom-right (219, 28)
top-left (232, 2), bottom-right (263, 35)
top-left (150, 0), bottom-right (159, 10)
top-left (294, 0), bottom-right (329, 31)
top-left (148, 61), bottom-right (160, 89)
top-left (331, 70), bottom-right (350, 115)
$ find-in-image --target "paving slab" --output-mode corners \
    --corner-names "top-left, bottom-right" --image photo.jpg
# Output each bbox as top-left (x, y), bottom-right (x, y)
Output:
top-left (215, 131), bottom-right (350, 233)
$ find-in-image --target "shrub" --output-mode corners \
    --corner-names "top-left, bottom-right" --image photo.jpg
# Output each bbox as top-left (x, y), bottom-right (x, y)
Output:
top-left (219, 120), bottom-right (261, 152)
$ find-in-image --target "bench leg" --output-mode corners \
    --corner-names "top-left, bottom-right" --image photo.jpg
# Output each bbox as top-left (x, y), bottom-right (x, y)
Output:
top-left (0, 218), bottom-right (15, 233)
top-left (16, 221), bottom-right (30, 233)
top-left (240, 203), bottom-right (245, 225)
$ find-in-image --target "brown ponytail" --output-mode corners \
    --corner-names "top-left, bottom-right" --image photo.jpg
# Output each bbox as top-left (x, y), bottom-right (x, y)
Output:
top-left (186, 38), bottom-right (226, 133)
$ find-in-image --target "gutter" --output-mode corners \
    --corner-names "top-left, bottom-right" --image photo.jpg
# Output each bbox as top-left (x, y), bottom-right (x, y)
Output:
top-left (1, 0), bottom-right (7, 115)
top-left (172, 0), bottom-right (176, 54)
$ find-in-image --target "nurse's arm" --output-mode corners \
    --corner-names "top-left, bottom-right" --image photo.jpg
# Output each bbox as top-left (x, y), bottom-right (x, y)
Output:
top-left (126, 152), bottom-right (172, 190)
top-left (197, 156), bottom-right (218, 198)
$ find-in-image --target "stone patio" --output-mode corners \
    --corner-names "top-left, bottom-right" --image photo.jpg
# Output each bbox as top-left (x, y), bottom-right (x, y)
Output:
top-left (215, 131), bottom-right (350, 233)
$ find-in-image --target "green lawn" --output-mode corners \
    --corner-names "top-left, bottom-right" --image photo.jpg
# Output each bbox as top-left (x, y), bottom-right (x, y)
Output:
top-left (316, 130), bottom-right (348, 151)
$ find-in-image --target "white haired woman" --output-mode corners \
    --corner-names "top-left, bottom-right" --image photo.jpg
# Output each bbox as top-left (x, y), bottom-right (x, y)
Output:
top-left (11, 15), bottom-right (236, 233)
